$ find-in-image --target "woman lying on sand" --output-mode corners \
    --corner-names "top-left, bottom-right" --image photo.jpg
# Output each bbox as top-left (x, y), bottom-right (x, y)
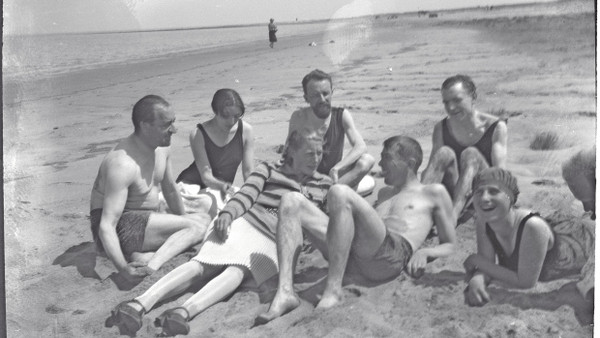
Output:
top-left (463, 167), bottom-right (594, 306)
top-left (107, 130), bottom-right (332, 336)
top-left (176, 88), bottom-right (254, 203)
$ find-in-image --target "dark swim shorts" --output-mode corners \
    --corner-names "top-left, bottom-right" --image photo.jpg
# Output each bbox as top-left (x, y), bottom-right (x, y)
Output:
top-left (90, 208), bottom-right (151, 258)
top-left (351, 230), bottom-right (413, 282)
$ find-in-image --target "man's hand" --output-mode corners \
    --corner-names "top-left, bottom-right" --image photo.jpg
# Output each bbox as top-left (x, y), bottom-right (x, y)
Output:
top-left (120, 261), bottom-right (154, 283)
top-left (215, 213), bottom-right (233, 241)
top-left (329, 167), bottom-right (339, 184)
top-left (464, 274), bottom-right (490, 306)
top-left (406, 250), bottom-right (428, 278)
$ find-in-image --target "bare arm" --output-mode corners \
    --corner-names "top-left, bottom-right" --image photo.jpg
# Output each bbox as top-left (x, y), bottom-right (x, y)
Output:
top-left (189, 128), bottom-right (233, 191)
top-left (333, 109), bottom-right (367, 172)
top-left (406, 185), bottom-right (456, 277)
top-left (467, 216), bottom-right (551, 289)
top-left (422, 122), bottom-right (444, 174)
top-left (98, 159), bottom-right (135, 272)
top-left (160, 148), bottom-right (185, 215)
top-left (241, 121), bottom-right (255, 181)
top-left (490, 120), bottom-right (507, 168)
top-left (421, 184), bottom-right (457, 258)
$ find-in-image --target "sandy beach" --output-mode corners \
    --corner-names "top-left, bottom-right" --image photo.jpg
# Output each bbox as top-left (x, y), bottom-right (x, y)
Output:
top-left (4, 1), bottom-right (596, 337)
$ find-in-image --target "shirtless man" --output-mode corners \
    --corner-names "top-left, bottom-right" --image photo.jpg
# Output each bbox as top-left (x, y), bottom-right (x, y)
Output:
top-left (90, 95), bottom-right (209, 283)
top-left (256, 136), bottom-right (456, 323)
top-left (288, 69), bottom-right (375, 190)
top-left (421, 75), bottom-right (507, 221)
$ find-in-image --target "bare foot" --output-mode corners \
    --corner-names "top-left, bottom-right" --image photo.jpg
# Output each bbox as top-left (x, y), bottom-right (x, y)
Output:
top-left (316, 289), bottom-right (343, 309)
top-left (130, 251), bottom-right (155, 264)
top-left (254, 292), bottom-right (300, 326)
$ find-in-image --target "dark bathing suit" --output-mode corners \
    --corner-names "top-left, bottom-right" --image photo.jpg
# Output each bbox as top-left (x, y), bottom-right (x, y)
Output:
top-left (485, 212), bottom-right (593, 281)
top-left (90, 208), bottom-right (151, 258)
top-left (351, 230), bottom-right (413, 282)
top-left (442, 118), bottom-right (502, 166)
top-left (177, 120), bottom-right (244, 187)
top-left (317, 107), bottom-right (345, 175)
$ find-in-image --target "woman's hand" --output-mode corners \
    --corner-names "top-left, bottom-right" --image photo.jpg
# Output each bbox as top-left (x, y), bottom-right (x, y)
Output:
top-left (464, 274), bottom-right (490, 307)
top-left (215, 213), bottom-right (233, 241)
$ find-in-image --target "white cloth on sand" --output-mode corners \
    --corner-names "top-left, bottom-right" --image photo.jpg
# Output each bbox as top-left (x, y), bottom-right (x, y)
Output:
top-left (158, 182), bottom-right (237, 218)
top-left (192, 217), bottom-right (278, 286)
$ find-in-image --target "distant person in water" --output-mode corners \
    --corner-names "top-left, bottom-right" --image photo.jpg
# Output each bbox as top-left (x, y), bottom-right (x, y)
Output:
top-left (421, 75), bottom-right (507, 224)
top-left (90, 95), bottom-right (209, 283)
top-left (176, 89), bottom-right (254, 213)
top-left (288, 69), bottom-right (376, 195)
top-left (268, 18), bottom-right (278, 48)
top-left (463, 168), bottom-right (594, 306)
top-left (256, 136), bottom-right (457, 323)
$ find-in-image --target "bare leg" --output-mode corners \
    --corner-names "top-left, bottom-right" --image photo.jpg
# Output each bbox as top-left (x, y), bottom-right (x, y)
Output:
top-left (255, 192), bottom-right (328, 325)
top-left (337, 153), bottom-right (376, 188)
top-left (421, 146), bottom-right (459, 195)
top-left (317, 185), bottom-right (386, 309)
top-left (142, 213), bottom-right (211, 271)
top-left (452, 147), bottom-right (488, 218)
top-left (180, 265), bottom-right (248, 318)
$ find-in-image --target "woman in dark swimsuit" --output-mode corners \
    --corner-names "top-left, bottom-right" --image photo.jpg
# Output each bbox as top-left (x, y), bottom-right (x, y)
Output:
top-left (176, 88), bottom-right (255, 199)
top-left (463, 168), bottom-right (593, 306)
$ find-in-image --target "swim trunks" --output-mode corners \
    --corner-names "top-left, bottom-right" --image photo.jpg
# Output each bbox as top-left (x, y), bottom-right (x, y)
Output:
top-left (351, 230), bottom-right (413, 282)
top-left (176, 120), bottom-right (244, 186)
top-left (90, 208), bottom-right (151, 258)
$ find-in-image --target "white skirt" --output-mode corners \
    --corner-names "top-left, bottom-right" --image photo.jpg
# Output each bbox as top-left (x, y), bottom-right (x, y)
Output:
top-left (192, 217), bottom-right (278, 286)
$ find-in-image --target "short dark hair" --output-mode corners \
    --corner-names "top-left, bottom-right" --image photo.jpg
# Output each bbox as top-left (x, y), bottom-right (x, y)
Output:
top-left (383, 135), bottom-right (423, 173)
top-left (441, 74), bottom-right (477, 99)
top-left (302, 69), bottom-right (332, 95)
top-left (282, 129), bottom-right (323, 166)
top-left (132, 95), bottom-right (169, 133)
top-left (562, 147), bottom-right (596, 188)
top-left (211, 88), bottom-right (245, 117)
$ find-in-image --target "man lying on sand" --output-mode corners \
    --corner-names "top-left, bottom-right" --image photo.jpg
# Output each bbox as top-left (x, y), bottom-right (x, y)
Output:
top-left (562, 146), bottom-right (595, 301)
top-left (90, 95), bottom-right (209, 283)
top-left (256, 136), bottom-right (457, 324)
top-left (421, 75), bottom-right (507, 223)
top-left (288, 69), bottom-right (375, 194)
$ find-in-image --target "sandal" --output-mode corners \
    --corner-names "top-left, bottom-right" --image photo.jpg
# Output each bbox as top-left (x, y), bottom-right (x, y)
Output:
top-left (154, 307), bottom-right (190, 336)
top-left (106, 299), bottom-right (146, 335)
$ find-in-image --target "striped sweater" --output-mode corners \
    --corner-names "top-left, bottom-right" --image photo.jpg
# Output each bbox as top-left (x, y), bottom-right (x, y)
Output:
top-left (219, 162), bottom-right (332, 240)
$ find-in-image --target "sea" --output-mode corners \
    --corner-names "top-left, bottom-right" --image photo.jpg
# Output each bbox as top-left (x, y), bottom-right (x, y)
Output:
top-left (3, 22), bottom-right (328, 82)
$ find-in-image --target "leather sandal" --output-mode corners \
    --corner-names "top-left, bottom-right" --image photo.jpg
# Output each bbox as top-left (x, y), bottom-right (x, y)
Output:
top-left (154, 307), bottom-right (190, 336)
top-left (107, 299), bottom-right (145, 335)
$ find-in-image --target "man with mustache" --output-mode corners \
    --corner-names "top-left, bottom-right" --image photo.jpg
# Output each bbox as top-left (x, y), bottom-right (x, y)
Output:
top-left (287, 69), bottom-right (375, 191)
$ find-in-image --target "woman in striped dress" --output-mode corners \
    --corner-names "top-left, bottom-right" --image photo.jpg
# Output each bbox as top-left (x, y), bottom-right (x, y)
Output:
top-left (107, 130), bottom-right (332, 336)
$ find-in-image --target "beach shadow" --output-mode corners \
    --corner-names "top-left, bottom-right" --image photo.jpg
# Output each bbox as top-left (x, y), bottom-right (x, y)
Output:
top-left (52, 241), bottom-right (101, 279)
top-left (489, 282), bottom-right (594, 326)
top-left (411, 270), bottom-right (465, 288)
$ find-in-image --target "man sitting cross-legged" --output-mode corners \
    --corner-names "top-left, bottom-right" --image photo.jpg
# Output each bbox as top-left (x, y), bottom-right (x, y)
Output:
top-left (256, 135), bottom-right (457, 323)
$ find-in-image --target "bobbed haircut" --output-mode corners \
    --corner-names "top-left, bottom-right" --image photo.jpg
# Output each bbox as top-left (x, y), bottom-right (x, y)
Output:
top-left (132, 95), bottom-right (170, 133)
top-left (382, 135), bottom-right (423, 173)
top-left (302, 69), bottom-right (332, 95)
top-left (282, 129), bottom-right (323, 166)
top-left (441, 74), bottom-right (477, 100)
top-left (211, 88), bottom-right (245, 117)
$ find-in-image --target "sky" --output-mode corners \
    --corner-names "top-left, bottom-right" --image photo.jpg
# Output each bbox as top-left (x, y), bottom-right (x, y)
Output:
top-left (4, 0), bottom-right (555, 35)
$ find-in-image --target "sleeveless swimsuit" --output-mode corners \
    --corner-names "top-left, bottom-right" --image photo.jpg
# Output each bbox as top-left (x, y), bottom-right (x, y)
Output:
top-left (317, 107), bottom-right (345, 175)
top-left (442, 118), bottom-right (502, 166)
top-left (176, 120), bottom-right (244, 187)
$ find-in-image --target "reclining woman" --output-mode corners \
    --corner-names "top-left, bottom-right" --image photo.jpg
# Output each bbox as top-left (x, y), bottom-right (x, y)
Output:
top-left (463, 168), bottom-right (594, 306)
top-left (107, 129), bottom-right (332, 336)
top-left (175, 88), bottom-right (254, 214)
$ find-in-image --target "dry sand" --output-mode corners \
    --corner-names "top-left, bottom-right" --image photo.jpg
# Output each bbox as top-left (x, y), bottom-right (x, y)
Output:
top-left (4, 1), bottom-right (596, 337)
